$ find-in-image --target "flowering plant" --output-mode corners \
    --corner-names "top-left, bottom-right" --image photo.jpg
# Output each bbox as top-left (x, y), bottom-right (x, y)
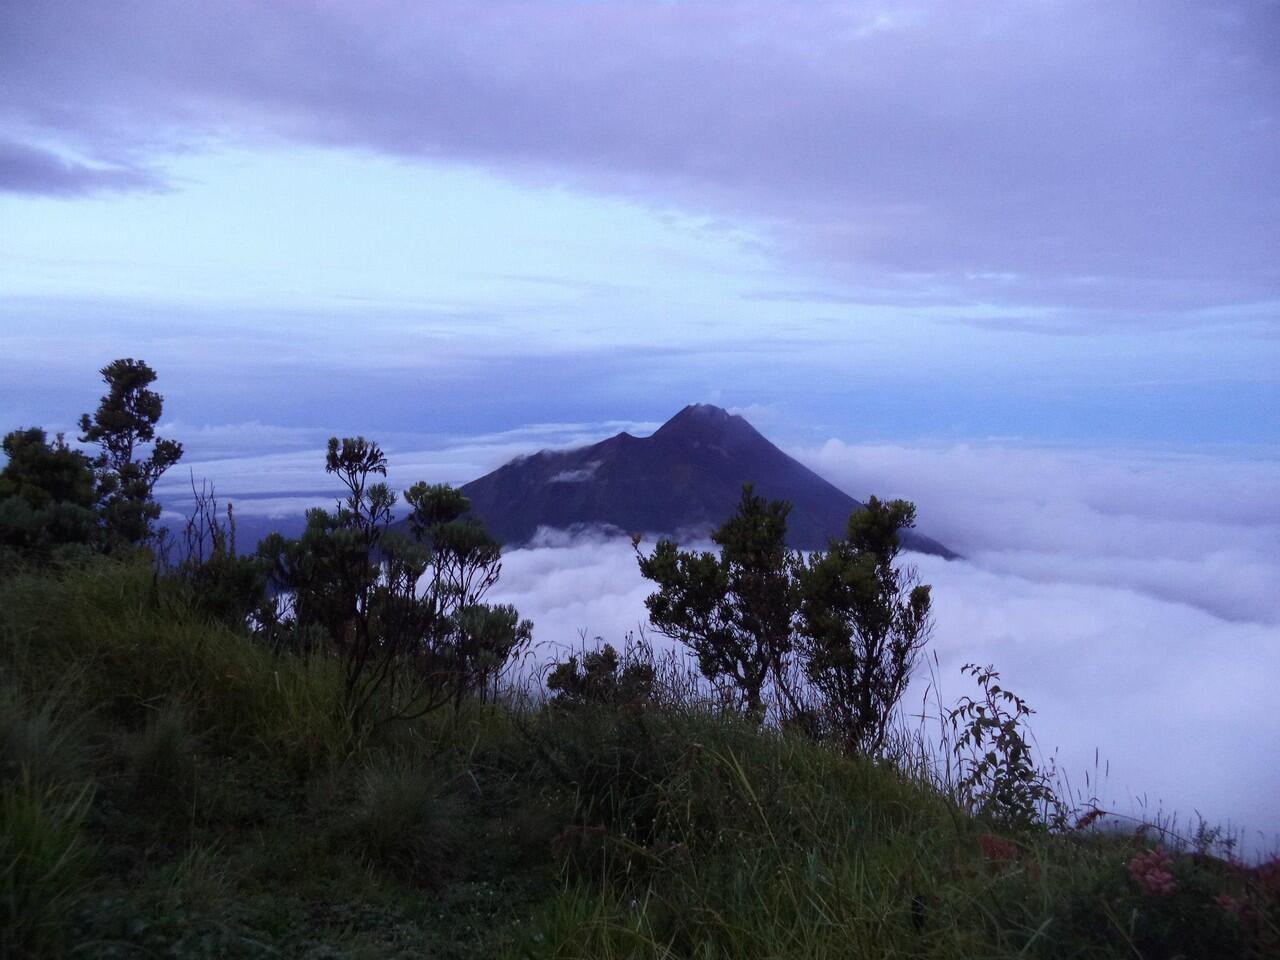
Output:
top-left (1128, 848), bottom-right (1178, 897)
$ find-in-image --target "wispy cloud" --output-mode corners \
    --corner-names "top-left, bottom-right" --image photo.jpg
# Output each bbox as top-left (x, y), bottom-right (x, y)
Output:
top-left (550, 463), bottom-right (601, 483)
top-left (0, 138), bottom-right (161, 195)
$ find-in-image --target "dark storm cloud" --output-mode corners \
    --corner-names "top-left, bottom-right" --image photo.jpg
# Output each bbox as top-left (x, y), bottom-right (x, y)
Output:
top-left (1, 1), bottom-right (1277, 316)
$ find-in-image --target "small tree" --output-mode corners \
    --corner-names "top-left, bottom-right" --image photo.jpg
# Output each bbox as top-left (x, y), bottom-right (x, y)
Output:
top-left (78, 359), bottom-right (183, 547)
top-left (400, 479), bottom-right (530, 708)
top-left (948, 663), bottom-right (1063, 830)
top-left (636, 484), bottom-right (797, 719)
top-left (0, 428), bottom-right (97, 560)
top-left (259, 437), bottom-right (531, 730)
top-left (795, 496), bottom-right (932, 755)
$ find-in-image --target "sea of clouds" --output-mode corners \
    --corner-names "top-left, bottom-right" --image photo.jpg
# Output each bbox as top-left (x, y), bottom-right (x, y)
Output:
top-left (161, 427), bottom-right (1280, 851)
top-left (485, 441), bottom-right (1280, 852)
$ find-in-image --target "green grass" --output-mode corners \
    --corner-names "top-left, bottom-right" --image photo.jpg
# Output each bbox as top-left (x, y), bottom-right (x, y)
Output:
top-left (344, 754), bottom-right (467, 883)
top-left (0, 557), bottom-right (1275, 958)
top-left (0, 776), bottom-right (94, 956)
top-left (125, 699), bottom-right (197, 797)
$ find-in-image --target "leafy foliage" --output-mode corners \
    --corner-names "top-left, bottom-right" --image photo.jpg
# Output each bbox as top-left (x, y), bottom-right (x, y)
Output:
top-left (0, 428), bottom-right (95, 510)
top-left (1, 550), bottom-right (1277, 958)
top-left (636, 484), bottom-right (796, 718)
top-left (78, 358), bottom-right (183, 548)
top-left (258, 437), bottom-right (531, 730)
top-left (796, 496), bottom-right (933, 755)
top-left (948, 663), bottom-right (1064, 829)
top-left (0, 428), bottom-right (97, 561)
top-left (639, 486), bottom-right (933, 753)
top-left (4, 357), bottom-right (1276, 957)
top-left (546, 643), bottom-right (657, 709)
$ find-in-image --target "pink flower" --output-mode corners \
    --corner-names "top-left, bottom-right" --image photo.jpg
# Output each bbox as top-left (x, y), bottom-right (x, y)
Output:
top-left (1128, 848), bottom-right (1177, 896)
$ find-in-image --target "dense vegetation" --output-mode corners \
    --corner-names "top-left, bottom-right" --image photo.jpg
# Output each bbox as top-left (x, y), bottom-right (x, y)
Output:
top-left (2, 361), bottom-right (1276, 958)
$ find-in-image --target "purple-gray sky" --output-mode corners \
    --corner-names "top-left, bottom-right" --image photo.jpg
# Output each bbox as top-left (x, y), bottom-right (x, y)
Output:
top-left (3, 1), bottom-right (1278, 303)
top-left (3, 2), bottom-right (1279, 442)
top-left (2, 1), bottom-right (1278, 846)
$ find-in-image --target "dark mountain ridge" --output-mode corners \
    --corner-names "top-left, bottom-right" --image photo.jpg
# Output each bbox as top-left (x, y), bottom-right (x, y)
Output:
top-left (453, 404), bottom-right (956, 558)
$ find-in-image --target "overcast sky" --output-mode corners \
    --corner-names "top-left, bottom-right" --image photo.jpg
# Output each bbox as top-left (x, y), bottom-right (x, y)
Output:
top-left (3, 2), bottom-right (1278, 847)
top-left (2, 0), bottom-right (1277, 451)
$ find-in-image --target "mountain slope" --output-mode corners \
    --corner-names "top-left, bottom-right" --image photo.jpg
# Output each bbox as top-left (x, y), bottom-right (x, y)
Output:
top-left (456, 404), bottom-right (956, 558)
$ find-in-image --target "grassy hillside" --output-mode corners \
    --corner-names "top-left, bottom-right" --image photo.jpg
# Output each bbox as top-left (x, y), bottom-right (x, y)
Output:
top-left (2, 559), bottom-right (1275, 958)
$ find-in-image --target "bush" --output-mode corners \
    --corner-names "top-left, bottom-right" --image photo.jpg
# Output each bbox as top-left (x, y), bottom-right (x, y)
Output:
top-left (796, 497), bottom-right (933, 756)
top-left (639, 488), bottom-right (934, 751)
top-left (346, 756), bottom-right (465, 884)
top-left (546, 643), bottom-right (656, 709)
top-left (169, 481), bottom-right (270, 631)
top-left (0, 429), bottom-right (97, 561)
top-left (637, 485), bottom-right (796, 719)
top-left (77, 358), bottom-right (183, 549)
top-left (258, 438), bottom-right (531, 731)
top-left (947, 663), bottom-right (1063, 830)
top-left (125, 700), bottom-right (196, 798)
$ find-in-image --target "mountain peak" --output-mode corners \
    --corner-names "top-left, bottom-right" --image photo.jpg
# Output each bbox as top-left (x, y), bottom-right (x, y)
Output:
top-left (678, 402), bottom-right (732, 420)
top-left (652, 403), bottom-right (755, 441)
top-left (444, 404), bottom-right (956, 558)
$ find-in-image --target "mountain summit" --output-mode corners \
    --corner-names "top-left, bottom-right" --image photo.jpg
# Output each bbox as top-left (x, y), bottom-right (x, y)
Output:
top-left (454, 405), bottom-right (956, 558)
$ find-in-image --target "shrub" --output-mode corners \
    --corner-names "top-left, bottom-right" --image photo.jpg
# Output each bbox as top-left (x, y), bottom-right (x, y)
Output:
top-left (169, 480), bottom-right (270, 631)
top-left (0, 429), bottom-right (97, 561)
top-left (77, 358), bottom-right (183, 549)
top-left (126, 700), bottom-right (196, 797)
top-left (636, 484), bottom-right (798, 719)
top-left (639, 489), bottom-right (934, 749)
top-left (346, 756), bottom-right (464, 883)
top-left (796, 496), bottom-right (933, 756)
top-left (546, 643), bottom-right (656, 709)
top-left (259, 438), bottom-right (531, 730)
top-left (947, 663), bottom-right (1063, 830)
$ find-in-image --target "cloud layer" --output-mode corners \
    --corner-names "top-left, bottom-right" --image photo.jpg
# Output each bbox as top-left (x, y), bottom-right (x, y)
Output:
top-left (141, 417), bottom-right (1280, 847)
top-left (798, 441), bottom-right (1280, 624)
top-left (487, 441), bottom-right (1280, 850)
